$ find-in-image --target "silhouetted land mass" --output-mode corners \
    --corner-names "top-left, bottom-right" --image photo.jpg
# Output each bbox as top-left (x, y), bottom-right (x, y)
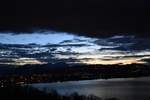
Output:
top-left (0, 63), bottom-right (150, 86)
top-left (0, 86), bottom-right (119, 100)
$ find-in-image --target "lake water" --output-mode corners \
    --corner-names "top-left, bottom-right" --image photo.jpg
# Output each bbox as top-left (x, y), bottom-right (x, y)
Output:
top-left (31, 77), bottom-right (150, 100)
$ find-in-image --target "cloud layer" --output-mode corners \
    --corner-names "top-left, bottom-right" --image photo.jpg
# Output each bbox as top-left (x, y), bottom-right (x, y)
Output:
top-left (0, 31), bottom-right (150, 65)
top-left (0, 0), bottom-right (150, 37)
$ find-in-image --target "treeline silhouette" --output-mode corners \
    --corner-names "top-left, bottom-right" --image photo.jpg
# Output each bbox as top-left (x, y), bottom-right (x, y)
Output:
top-left (0, 86), bottom-right (119, 100)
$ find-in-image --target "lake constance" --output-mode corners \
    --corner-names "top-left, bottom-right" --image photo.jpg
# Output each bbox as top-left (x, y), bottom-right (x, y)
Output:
top-left (31, 77), bottom-right (150, 100)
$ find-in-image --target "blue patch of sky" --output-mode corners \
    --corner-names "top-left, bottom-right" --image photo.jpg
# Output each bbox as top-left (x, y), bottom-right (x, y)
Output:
top-left (0, 32), bottom-right (76, 45)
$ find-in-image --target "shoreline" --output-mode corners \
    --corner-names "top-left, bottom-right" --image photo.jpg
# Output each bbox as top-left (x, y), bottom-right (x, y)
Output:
top-left (29, 76), bottom-right (150, 86)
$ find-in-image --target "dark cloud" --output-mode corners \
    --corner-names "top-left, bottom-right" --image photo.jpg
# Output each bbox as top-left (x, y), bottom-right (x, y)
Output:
top-left (43, 44), bottom-right (89, 47)
top-left (0, 0), bottom-right (150, 37)
top-left (94, 36), bottom-right (150, 51)
top-left (59, 39), bottom-right (86, 44)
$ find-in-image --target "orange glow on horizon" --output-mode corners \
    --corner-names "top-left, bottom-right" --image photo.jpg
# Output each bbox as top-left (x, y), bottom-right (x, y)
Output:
top-left (80, 58), bottom-right (146, 65)
top-left (0, 58), bottom-right (47, 66)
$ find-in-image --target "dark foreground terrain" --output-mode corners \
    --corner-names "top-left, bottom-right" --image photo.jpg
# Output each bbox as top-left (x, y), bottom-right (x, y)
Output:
top-left (0, 86), bottom-right (119, 100)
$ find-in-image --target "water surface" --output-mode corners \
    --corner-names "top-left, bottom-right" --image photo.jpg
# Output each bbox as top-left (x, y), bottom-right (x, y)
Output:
top-left (31, 77), bottom-right (150, 100)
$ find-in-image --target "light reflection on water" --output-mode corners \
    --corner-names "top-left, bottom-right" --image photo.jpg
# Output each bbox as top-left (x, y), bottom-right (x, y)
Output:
top-left (31, 77), bottom-right (150, 100)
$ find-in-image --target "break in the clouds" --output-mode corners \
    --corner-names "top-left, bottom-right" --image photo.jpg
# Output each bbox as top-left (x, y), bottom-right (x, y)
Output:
top-left (0, 31), bottom-right (150, 65)
top-left (0, 31), bottom-right (75, 45)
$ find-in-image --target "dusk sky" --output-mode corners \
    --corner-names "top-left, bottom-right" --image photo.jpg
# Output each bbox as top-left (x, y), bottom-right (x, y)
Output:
top-left (0, 31), bottom-right (150, 66)
top-left (0, 0), bottom-right (150, 66)
top-left (0, 1), bottom-right (150, 99)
